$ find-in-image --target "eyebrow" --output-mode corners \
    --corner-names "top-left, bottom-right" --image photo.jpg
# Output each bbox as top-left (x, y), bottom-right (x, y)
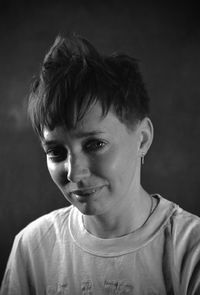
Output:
top-left (41, 140), bottom-right (59, 148)
top-left (75, 130), bottom-right (105, 138)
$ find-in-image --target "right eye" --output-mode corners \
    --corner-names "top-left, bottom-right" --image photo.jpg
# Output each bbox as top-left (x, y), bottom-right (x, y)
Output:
top-left (46, 147), bottom-right (67, 162)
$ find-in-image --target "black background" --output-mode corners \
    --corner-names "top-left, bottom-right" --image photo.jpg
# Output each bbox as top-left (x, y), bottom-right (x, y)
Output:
top-left (1, 0), bottom-right (200, 282)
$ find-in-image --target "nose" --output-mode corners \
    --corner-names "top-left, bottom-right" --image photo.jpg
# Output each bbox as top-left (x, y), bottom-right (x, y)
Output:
top-left (66, 153), bottom-right (90, 183)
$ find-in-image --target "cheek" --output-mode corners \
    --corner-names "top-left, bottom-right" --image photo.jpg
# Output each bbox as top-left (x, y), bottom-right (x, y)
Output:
top-left (94, 144), bottom-right (138, 186)
top-left (93, 148), bottom-right (123, 180)
top-left (47, 160), bottom-right (66, 186)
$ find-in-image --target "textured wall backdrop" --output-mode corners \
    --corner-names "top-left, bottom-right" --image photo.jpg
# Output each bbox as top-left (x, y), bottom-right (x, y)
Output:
top-left (0, 0), bottom-right (200, 282)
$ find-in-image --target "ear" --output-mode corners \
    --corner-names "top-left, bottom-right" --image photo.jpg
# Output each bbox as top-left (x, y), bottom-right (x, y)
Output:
top-left (138, 117), bottom-right (154, 157)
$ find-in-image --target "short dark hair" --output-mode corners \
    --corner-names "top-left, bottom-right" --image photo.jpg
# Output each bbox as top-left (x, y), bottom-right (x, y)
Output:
top-left (28, 33), bottom-right (150, 138)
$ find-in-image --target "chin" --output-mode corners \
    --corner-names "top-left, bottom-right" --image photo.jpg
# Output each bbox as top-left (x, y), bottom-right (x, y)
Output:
top-left (73, 201), bottom-right (103, 216)
top-left (75, 204), bottom-right (96, 215)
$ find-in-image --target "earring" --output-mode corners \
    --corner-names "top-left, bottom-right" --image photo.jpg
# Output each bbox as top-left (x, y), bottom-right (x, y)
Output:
top-left (141, 153), bottom-right (145, 165)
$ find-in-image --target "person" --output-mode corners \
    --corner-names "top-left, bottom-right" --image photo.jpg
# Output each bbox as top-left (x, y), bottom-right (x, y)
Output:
top-left (1, 33), bottom-right (200, 295)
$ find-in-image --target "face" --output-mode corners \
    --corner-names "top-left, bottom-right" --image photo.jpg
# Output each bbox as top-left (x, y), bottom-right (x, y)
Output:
top-left (42, 103), bottom-right (144, 217)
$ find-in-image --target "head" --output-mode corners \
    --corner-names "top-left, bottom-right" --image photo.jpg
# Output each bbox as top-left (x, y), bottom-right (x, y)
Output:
top-left (28, 34), bottom-right (153, 217)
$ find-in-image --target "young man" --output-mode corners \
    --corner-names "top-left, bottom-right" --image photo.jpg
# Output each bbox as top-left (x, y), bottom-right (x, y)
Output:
top-left (1, 34), bottom-right (200, 294)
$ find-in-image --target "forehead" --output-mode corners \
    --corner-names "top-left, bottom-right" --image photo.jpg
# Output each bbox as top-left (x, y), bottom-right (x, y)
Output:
top-left (42, 102), bottom-right (132, 142)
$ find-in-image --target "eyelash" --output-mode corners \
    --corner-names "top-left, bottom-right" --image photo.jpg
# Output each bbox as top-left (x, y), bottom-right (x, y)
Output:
top-left (84, 139), bottom-right (107, 153)
top-left (46, 147), bottom-right (67, 162)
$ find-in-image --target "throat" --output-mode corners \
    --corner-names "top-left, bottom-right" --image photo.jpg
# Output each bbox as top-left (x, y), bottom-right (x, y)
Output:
top-left (83, 215), bottom-right (132, 238)
top-left (83, 194), bottom-right (155, 239)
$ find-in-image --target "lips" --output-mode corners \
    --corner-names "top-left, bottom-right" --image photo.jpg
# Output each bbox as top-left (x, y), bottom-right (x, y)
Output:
top-left (71, 186), bottom-right (104, 198)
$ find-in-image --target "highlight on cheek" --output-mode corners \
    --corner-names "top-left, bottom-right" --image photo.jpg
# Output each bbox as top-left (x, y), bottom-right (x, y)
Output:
top-left (47, 158), bottom-right (58, 171)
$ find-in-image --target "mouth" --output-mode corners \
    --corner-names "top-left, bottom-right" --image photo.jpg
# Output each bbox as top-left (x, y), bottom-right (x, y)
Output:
top-left (71, 186), bottom-right (104, 200)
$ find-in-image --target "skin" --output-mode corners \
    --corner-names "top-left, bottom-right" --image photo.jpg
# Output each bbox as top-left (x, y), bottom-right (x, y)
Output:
top-left (42, 102), bottom-right (154, 238)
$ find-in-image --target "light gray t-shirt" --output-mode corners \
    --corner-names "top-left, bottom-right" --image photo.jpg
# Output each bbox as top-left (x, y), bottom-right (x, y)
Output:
top-left (1, 195), bottom-right (200, 294)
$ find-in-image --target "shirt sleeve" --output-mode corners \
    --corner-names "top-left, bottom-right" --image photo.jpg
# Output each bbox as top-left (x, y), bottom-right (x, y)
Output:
top-left (0, 232), bottom-right (34, 295)
top-left (174, 209), bottom-right (200, 295)
top-left (0, 208), bottom-right (69, 295)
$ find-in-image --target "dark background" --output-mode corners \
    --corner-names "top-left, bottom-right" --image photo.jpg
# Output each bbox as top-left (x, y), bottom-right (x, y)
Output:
top-left (1, 0), bottom-right (200, 283)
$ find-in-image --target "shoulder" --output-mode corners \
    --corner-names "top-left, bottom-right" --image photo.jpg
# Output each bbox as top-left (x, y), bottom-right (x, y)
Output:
top-left (154, 195), bottom-right (200, 252)
top-left (155, 195), bottom-right (200, 243)
top-left (171, 205), bottom-right (200, 245)
top-left (15, 205), bottom-right (73, 252)
top-left (167, 203), bottom-right (200, 292)
top-left (172, 206), bottom-right (200, 238)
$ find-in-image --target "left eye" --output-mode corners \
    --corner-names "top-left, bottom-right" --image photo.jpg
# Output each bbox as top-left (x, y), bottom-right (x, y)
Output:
top-left (84, 140), bottom-right (106, 152)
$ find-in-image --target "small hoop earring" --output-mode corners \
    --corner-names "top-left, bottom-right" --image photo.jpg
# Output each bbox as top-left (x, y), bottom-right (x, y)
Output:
top-left (141, 153), bottom-right (145, 165)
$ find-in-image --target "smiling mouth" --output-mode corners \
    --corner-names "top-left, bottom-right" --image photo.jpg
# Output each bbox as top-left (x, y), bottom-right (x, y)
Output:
top-left (71, 186), bottom-right (104, 198)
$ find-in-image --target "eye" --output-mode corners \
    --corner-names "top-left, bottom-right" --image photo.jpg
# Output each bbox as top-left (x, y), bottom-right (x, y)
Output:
top-left (46, 146), bottom-right (67, 162)
top-left (84, 139), bottom-right (107, 153)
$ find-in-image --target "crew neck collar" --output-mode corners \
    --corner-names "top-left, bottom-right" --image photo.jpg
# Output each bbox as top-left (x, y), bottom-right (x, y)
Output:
top-left (69, 195), bottom-right (177, 257)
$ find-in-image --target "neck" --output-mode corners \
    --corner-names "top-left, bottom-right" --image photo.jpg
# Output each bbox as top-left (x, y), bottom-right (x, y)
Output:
top-left (83, 187), bottom-right (153, 239)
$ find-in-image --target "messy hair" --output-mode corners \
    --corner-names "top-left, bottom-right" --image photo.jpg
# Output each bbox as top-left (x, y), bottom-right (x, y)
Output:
top-left (28, 33), bottom-right (150, 138)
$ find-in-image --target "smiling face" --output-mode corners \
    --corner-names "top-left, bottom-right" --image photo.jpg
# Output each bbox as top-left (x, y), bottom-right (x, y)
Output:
top-left (42, 103), bottom-right (150, 218)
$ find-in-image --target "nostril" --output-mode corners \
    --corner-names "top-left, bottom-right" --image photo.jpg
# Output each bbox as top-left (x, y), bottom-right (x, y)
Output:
top-left (66, 155), bottom-right (90, 183)
top-left (67, 166), bottom-right (90, 183)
